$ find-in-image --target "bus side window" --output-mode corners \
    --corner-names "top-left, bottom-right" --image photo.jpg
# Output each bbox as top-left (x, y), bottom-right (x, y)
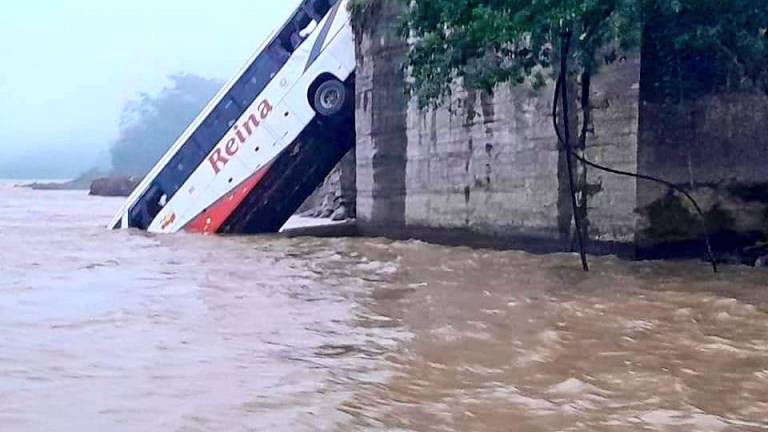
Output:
top-left (286, 11), bottom-right (316, 49)
top-left (191, 130), bottom-right (212, 154)
top-left (186, 138), bottom-right (209, 167)
top-left (129, 183), bottom-right (165, 229)
top-left (228, 82), bottom-right (251, 114)
top-left (157, 140), bottom-right (207, 196)
top-left (202, 107), bottom-right (230, 144)
top-left (293, 11), bottom-right (312, 32)
top-left (298, 20), bottom-right (318, 39)
top-left (310, 0), bottom-right (331, 19)
top-left (269, 41), bottom-right (291, 64)
top-left (238, 54), bottom-right (281, 105)
top-left (220, 97), bottom-right (243, 128)
top-left (290, 32), bottom-right (303, 50)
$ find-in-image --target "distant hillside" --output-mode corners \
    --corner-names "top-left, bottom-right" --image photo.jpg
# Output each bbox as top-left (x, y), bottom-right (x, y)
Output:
top-left (21, 168), bottom-right (106, 190)
top-left (110, 74), bottom-right (224, 177)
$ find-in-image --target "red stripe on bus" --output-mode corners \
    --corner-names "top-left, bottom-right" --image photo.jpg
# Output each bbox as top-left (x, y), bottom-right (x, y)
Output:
top-left (184, 164), bottom-right (272, 234)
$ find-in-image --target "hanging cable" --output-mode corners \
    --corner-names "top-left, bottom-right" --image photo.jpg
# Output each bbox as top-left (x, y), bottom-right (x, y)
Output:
top-left (557, 30), bottom-right (590, 272)
top-left (551, 30), bottom-right (718, 274)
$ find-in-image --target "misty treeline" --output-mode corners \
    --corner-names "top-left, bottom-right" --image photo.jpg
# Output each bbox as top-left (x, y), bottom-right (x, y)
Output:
top-left (110, 74), bottom-right (223, 176)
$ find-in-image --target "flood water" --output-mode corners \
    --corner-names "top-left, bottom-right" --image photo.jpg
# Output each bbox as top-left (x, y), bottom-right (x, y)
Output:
top-left (1, 181), bottom-right (767, 431)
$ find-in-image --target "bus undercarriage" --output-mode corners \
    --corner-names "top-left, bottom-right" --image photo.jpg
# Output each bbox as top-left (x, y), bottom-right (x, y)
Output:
top-left (219, 84), bottom-right (355, 234)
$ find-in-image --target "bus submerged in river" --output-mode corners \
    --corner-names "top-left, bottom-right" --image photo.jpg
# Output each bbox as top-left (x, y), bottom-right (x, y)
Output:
top-left (110, 0), bottom-right (355, 234)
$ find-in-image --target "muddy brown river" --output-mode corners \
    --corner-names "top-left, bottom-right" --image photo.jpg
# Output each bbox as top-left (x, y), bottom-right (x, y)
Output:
top-left (1, 181), bottom-right (767, 431)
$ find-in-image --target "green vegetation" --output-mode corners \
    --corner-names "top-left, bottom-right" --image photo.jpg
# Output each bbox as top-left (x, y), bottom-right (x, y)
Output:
top-left (398, 0), bottom-right (767, 109)
top-left (348, 0), bottom-right (383, 36)
top-left (403, 0), bottom-right (640, 107)
top-left (642, 193), bottom-right (700, 242)
top-left (644, 1), bottom-right (768, 104)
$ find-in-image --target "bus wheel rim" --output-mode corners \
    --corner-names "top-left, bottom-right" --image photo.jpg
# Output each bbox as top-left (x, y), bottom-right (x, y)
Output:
top-left (321, 89), bottom-right (340, 110)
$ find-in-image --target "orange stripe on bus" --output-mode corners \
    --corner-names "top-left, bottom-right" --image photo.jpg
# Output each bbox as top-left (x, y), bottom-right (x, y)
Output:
top-left (184, 163), bottom-right (273, 234)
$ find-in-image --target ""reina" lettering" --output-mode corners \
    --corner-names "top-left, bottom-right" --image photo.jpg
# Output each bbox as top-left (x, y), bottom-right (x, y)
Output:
top-left (208, 99), bottom-right (274, 174)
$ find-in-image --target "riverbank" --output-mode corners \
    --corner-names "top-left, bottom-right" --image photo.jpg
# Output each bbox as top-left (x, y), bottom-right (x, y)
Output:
top-left (22, 177), bottom-right (92, 191)
top-left (20, 173), bottom-right (140, 197)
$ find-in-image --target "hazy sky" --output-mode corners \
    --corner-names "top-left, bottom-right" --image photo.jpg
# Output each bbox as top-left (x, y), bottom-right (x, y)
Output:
top-left (0, 0), bottom-right (300, 178)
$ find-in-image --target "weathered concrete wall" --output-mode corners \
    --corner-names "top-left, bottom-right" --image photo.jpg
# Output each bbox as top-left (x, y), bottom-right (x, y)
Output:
top-left (402, 57), bottom-right (642, 253)
top-left (355, 2), bottom-right (643, 253)
top-left (636, 93), bottom-right (768, 261)
top-left (583, 58), bottom-right (642, 247)
top-left (353, 2), bottom-right (768, 262)
top-left (354, 1), bottom-right (409, 233)
top-left (404, 83), bottom-right (567, 249)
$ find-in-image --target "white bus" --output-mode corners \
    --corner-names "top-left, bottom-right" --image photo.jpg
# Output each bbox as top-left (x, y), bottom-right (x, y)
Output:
top-left (110, 0), bottom-right (355, 234)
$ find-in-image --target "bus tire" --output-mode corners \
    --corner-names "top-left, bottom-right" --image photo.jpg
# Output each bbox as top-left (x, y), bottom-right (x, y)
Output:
top-left (313, 78), bottom-right (347, 117)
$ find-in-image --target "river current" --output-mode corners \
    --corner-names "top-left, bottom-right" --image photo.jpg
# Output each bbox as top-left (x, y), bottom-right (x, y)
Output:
top-left (0, 181), bottom-right (767, 431)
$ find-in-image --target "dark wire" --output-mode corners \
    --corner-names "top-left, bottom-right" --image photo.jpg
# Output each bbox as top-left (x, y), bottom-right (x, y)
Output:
top-left (551, 35), bottom-right (719, 274)
top-left (557, 30), bottom-right (590, 272)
